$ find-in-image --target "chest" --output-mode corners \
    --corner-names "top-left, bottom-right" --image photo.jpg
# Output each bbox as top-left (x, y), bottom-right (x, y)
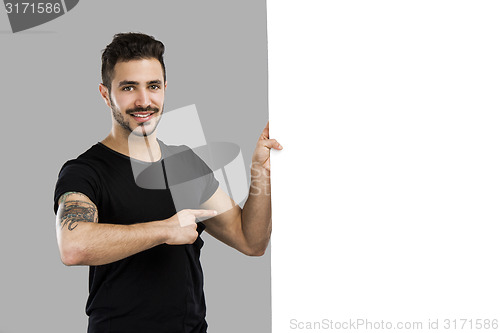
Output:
top-left (97, 163), bottom-right (177, 224)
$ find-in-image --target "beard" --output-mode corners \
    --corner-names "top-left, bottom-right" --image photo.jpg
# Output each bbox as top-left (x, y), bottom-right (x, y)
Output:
top-left (110, 99), bottom-right (163, 137)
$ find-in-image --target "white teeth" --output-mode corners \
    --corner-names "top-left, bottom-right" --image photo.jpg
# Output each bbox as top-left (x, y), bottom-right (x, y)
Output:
top-left (132, 113), bottom-right (152, 118)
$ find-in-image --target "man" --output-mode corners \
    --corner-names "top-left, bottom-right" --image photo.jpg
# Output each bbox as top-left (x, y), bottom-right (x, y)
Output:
top-left (53, 32), bottom-right (281, 333)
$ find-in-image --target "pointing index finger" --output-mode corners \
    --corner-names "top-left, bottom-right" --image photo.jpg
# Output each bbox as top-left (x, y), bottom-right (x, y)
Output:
top-left (191, 209), bottom-right (218, 217)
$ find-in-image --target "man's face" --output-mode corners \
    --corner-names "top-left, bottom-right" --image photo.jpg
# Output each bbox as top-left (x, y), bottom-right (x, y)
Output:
top-left (106, 58), bottom-right (166, 137)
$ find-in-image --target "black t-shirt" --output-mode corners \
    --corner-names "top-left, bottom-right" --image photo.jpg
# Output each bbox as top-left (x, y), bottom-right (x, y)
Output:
top-left (54, 142), bottom-right (219, 333)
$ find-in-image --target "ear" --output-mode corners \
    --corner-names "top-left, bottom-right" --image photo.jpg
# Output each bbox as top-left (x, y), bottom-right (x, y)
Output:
top-left (164, 81), bottom-right (168, 90)
top-left (99, 83), bottom-right (112, 108)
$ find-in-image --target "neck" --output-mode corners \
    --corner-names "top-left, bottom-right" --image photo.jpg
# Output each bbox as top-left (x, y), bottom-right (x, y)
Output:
top-left (101, 128), bottom-right (161, 162)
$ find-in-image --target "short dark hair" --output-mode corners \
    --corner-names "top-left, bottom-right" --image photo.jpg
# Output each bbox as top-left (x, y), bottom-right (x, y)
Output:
top-left (101, 32), bottom-right (166, 91)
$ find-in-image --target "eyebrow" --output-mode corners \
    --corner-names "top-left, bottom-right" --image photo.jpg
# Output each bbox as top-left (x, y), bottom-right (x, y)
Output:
top-left (118, 80), bottom-right (163, 87)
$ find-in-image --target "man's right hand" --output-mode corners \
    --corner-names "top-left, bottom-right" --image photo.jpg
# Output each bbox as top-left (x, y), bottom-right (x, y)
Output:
top-left (163, 209), bottom-right (218, 245)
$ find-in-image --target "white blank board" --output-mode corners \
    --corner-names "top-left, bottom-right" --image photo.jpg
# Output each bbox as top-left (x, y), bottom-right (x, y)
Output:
top-left (268, 1), bottom-right (500, 332)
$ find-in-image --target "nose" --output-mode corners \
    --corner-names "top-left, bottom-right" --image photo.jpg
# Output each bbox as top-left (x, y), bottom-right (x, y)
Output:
top-left (134, 88), bottom-right (151, 108)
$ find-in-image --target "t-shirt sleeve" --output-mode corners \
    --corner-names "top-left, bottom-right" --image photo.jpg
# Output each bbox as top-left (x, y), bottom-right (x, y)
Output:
top-left (182, 146), bottom-right (219, 205)
top-left (53, 160), bottom-right (101, 214)
top-left (199, 164), bottom-right (219, 205)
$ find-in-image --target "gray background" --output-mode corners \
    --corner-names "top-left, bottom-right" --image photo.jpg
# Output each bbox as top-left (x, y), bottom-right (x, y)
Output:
top-left (0, 1), bottom-right (270, 332)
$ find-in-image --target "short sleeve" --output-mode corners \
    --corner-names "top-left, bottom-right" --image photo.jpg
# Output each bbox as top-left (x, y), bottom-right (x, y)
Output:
top-left (177, 145), bottom-right (219, 205)
top-left (159, 143), bottom-right (219, 209)
top-left (53, 160), bottom-right (101, 214)
top-left (190, 150), bottom-right (220, 204)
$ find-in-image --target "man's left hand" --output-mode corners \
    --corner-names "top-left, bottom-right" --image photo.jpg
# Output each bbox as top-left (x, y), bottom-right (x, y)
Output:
top-left (251, 122), bottom-right (282, 172)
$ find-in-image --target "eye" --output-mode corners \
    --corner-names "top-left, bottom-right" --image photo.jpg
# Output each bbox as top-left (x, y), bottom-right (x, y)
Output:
top-left (150, 85), bottom-right (161, 90)
top-left (122, 86), bottom-right (133, 91)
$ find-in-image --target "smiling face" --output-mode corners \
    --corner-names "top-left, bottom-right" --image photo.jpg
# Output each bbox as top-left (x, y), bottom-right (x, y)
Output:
top-left (100, 58), bottom-right (167, 138)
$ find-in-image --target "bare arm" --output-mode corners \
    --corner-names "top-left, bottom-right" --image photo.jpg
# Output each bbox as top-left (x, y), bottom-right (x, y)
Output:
top-left (56, 192), bottom-right (216, 266)
top-left (201, 122), bottom-right (281, 256)
top-left (201, 166), bottom-right (271, 256)
top-left (240, 162), bottom-right (272, 254)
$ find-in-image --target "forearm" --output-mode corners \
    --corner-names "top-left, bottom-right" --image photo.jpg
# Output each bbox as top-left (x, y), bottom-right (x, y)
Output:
top-left (57, 220), bottom-right (167, 266)
top-left (241, 163), bottom-right (272, 255)
top-left (203, 123), bottom-right (280, 256)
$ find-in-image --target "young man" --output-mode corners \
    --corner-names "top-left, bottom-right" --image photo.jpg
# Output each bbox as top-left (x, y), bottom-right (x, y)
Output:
top-left (53, 32), bottom-right (281, 333)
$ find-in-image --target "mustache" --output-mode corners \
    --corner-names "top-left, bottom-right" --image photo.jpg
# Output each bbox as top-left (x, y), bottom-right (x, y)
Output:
top-left (126, 106), bottom-right (160, 114)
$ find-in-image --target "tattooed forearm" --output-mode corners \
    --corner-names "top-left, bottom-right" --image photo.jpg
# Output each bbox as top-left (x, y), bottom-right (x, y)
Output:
top-left (58, 193), bottom-right (98, 231)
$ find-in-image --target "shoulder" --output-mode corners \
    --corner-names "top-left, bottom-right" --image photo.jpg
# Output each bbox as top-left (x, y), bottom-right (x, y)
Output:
top-left (54, 144), bottom-right (106, 213)
top-left (159, 142), bottom-right (206, 164)
top-left (59, 142), bottom-right (124, 174)
top-left (159, 141), bottom-right (191, 157)
top-left (58, 144), bottom-right (104, 177)
top-left (159, 143), bottom-right (211, 176)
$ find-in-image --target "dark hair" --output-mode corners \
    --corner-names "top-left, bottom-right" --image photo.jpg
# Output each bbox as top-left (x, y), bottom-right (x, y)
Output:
top-left (101, 32), bottom-right (166, 91)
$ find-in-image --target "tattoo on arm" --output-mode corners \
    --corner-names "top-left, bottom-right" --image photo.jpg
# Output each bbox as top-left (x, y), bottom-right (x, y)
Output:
top-left (58, 193), bottom-right (98, 231)
top-left (58, 191), bottom-right (79, 205)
